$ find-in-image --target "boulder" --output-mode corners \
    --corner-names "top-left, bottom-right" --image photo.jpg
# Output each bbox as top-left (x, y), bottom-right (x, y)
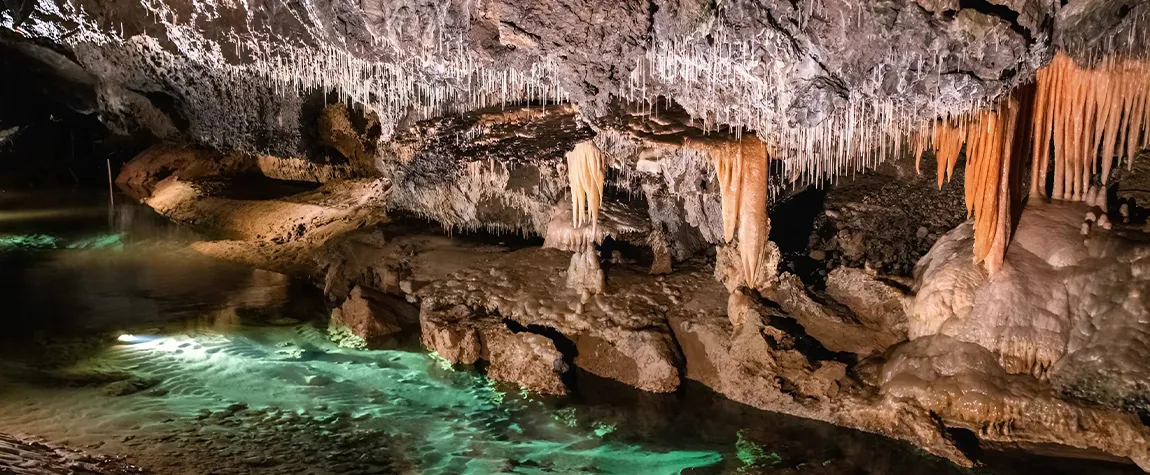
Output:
top-left (328, 285), bottom-right (417, 349)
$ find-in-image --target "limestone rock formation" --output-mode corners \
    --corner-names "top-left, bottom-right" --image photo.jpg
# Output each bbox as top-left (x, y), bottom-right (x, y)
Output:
top-left (880, 335), bottom-right (1150, 470)
top-left (912, 199), bottom-right (1150, 384)
top-left (421, 304), bottom-right (570, 395)
top-left (416, 247), bottom-right (685, 393)
top-left (328, 285), bottom-right (416, 349)
top-left (11, 0), bottom-right (1150, 471)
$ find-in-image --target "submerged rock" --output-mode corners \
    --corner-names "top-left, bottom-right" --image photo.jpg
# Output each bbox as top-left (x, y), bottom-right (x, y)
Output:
top-left (102, 378), bottom-right (158, 397)
top-left (0, 432), bottom-right (144, 475)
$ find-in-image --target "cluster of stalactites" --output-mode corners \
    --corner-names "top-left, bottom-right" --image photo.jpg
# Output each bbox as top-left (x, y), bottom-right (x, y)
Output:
top-left (691, 136), bottom-right (771, 287)
top-left (566, 141), bottom-right (607, 234)
top-left (913, 95), bottom-right (1027, 274)
top-left (910, 51), bottom-right (1150, 274)
top-left (1030, 51), bottom-right (1150, 200)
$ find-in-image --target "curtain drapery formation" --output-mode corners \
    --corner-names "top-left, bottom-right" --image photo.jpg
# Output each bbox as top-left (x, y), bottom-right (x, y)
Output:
top-left (565, 140), bottom-right (607, 234)
top-left (913, 51), bottom-right (1146, 274)
top-left (704, 137), bottom-right (772, 287)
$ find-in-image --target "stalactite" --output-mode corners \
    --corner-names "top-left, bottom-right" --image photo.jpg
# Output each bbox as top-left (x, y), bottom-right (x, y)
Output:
top-left (565, 140), bottom-right (606, 234)
top-left (919, 96), bottom-right (1023, 274)
top-left (1031, 51), bottom-right (1150, 198)
top-left (930, 119), bottom-right (966, 189)
top-left (913, 51), bottom-right (1150, 274)
top-left (691, 136), bottom-right (771, 287)
top-left (711, 140), bottom-right (743, 243)
top-left (737, 138), bottom-right (771, 287)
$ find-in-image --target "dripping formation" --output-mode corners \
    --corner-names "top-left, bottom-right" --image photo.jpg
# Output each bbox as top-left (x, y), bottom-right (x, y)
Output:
top-left (565, 140), bottom-right (607, 234)
top-left (635, 28), bottom-right (952, 191)
top-left (737, 138), bottom-right (771, 288)
top-left (909, 51), bottom-right (1150, 274)
top-left (711, 140), bottom-right (743, 243)
top-left (691, 136), bottom-right (771, 287)
top-left (1030, 51), bottom-right (1150, 200)
top-left (913, 93), bottom-right (1028, 274)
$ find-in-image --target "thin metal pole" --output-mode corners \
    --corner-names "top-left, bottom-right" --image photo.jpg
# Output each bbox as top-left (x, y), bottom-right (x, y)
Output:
top-left (106, 159), bottom-right (114, 205)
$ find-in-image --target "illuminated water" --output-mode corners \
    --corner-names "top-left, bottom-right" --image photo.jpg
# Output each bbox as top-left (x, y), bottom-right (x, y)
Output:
top-left (0, 190), bottom-right (1140, 475)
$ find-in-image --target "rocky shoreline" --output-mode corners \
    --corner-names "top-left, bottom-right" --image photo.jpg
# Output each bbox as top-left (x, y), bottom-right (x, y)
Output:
top-left (110, 105), bottom-right (1150, 469)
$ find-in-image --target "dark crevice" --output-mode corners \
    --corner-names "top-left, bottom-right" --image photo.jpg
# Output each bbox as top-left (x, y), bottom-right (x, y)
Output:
top-left (945, 426), bottom-right (984, 460)
top-left (139, 90), bottom-right (190, 132)
top-left (769, 187), bottom-right (827, 289)
top-left (644, 0), bottom-right (658, 41)
top-left (998, 67), bottom-right (1017, 81)
top-left (497, 20), bottom-right (541, 43)
top-left (775, 376), bottom-right (811, 401)
top-left (959, 0), bottom-right (1033, 44)
top-left (762, 313), bottom-right (857, 367)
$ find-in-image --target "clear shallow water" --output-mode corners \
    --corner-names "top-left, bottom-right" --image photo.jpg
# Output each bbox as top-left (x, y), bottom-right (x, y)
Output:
top-left (0, 189), bottom-right (1141, 475)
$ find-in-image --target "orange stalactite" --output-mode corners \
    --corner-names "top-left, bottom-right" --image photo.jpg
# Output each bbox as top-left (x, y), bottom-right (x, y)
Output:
top-left (737, 138), bottom-right (770, 288)
top-left (1031, 51), bottom-right (1150, 197)
top-left (712, 140), bottom-right (744, 243)
top-left (921, 94), bottom-right (1024, 274)
top-left (917, 51), bottom-right (1150, 274)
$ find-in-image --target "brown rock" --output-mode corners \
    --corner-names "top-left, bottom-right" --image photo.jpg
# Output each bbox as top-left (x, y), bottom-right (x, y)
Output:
top-left (115, 145), bottom-right (250, 200)
top-left (765, 273), bottom-right (896, 357)
top-left (420, 303), bottom-right (483, 365)
top-left (328, 285), bottom-right (415, 349)
top-left (421, 301), bottom-right (570, 394)
top-left (574, 332), bottom-right (680, 393)
top-left (415, 247), bottom-right (688, 393)
top-left (484, 327), bottom-right (569, 395)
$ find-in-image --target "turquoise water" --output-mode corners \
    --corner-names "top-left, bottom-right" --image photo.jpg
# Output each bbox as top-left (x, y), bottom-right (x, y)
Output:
top-left (0, 190), bottom-right (1139, 475)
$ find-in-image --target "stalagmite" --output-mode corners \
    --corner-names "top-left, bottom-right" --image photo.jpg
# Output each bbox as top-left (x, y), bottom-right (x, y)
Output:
top-left (565, 140), bottom-right (606, 234)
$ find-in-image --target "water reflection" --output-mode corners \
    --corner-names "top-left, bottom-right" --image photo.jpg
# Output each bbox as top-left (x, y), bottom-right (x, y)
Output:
top-left (0, 190), bottom-right (1141, 475)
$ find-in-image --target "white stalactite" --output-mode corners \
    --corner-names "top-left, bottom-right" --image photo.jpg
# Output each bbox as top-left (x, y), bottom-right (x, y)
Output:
top-left (565, 140), bottom-right (606, 234)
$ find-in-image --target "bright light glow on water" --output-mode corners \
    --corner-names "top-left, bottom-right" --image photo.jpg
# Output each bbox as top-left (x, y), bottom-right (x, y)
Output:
top-left (0, 233), bottom-right (58, 250)
top-left (66, 233), bottom-right (124, 250)
top-left (4, 196), bottom-right (1034, 475)
top-left (115, 334), bottom-right (159, 344)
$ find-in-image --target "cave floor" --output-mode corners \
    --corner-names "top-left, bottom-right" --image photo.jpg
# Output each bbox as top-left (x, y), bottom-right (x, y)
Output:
top-left (0, 189), bottom-right (1140, 475)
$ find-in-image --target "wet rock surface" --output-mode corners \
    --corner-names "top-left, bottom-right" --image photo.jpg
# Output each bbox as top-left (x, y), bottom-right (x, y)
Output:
top-left (417, 247), bottom-right (688, 393)
top-left (98, 122), bottom-right (1150, 472)
top-left (5, 0), bottom-right (1148, 463)
top-left (328, 285), bottom-right (417, 350)
top-left (0, 432), bottom-right (144, 475)
top-left (122, 407), bottom-right (412, 475)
